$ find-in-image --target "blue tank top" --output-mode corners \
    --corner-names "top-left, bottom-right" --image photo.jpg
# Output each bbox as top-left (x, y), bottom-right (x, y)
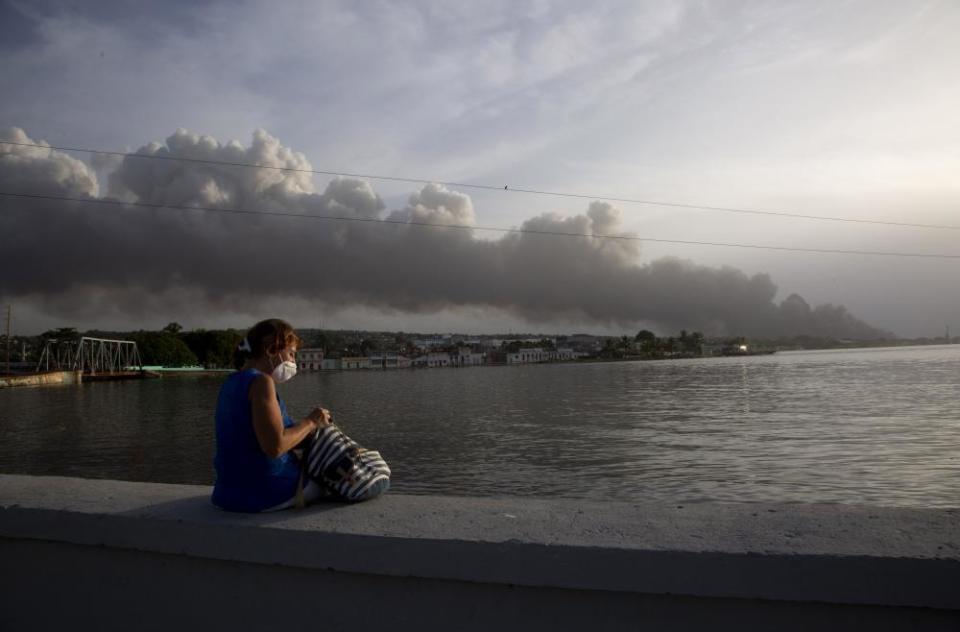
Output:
top-left (211, 368), bottom-right (300, 512)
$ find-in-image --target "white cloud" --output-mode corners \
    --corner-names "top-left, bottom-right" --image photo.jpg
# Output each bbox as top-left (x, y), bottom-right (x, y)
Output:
top-left (0, 126), bottom-right (98, 196)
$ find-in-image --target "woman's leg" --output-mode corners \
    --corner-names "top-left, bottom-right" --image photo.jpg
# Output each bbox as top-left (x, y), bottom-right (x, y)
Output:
top-left (260, 480), bottom-right (327, 513)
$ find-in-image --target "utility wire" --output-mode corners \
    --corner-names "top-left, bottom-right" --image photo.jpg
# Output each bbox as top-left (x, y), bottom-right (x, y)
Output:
top-left (2, 191), bottom-right (958, 260)
top-left (2, 139), bottom-right (957, 231)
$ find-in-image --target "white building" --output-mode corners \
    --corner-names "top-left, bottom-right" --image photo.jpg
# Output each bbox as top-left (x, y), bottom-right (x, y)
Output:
top-left (368, 352), bottom-right (412, 369)
top-left (506, 348), bottom-right (547, 364)
top-left (413, 352), bottom-right (452, 368)
top-left (453, 347), bottom-right (485, 367)
top-left (506, 347), bottom-right (575, 364)
top-left (297, 348), bottom-right (325, 371)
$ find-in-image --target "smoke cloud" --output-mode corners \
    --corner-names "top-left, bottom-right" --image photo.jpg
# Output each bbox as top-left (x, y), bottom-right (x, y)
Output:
top-left (0, 127), bottom-right (888, 338)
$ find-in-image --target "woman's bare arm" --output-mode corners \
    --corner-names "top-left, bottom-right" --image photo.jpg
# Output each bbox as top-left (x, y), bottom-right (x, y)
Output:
top-left (249, 374), bottom-right (321, 458)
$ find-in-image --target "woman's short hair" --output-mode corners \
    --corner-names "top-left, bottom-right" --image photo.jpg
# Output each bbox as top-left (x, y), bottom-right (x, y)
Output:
top-left (233, 318), bottom-right (301, 370)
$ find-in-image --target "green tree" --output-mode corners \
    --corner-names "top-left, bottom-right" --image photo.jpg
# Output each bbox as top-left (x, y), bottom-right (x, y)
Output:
top-left (600, 337), bottom-right (624, 359)
top-left (687, 331), bottom-right (705, 354)
top-left (635, 330), bottom-right (658, 356)
top-left (309, 330), bottom-right (347, 353)
top-left (393, 332), bottom-right (413, 353)
top-left (133, 331), bottom-right (198, 367)
top-left (635, 329), bottom-right (656, 343)
top-left (163, 322), bottom-right (183, 335)
top-left (41, 327), bottom-right (79, 340)
top-left (181, 329), bottom-right (243, 368)
top-left (503, 340), bottom-right (521, 353)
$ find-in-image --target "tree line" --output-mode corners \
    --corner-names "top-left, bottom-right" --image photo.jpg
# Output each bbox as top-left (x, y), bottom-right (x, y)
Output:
top-left (34, 323), bottom-right (243, 368)
top-left (598, 329), bottom-right (707, 360)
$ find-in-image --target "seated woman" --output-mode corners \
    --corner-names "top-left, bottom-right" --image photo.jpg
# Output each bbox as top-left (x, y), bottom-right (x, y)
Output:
top-left (212, 318), bottom-right (390, 513)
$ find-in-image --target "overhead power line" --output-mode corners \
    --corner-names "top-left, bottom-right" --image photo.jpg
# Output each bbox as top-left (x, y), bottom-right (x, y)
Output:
top-left (2, 139), bottom-right (957, 231)
top-left (2, 191), bottom-right (958, 260)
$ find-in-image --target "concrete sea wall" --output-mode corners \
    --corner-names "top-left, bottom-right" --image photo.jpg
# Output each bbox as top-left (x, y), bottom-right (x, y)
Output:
top-left (1, 474), bottom-right (958, 631)
top-left (0, 370), bottom-right (81, 388)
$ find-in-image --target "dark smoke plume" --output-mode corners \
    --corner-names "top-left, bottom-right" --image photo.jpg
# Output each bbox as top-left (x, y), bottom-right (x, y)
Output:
top-left (0, 127), bottom-right (889, 338)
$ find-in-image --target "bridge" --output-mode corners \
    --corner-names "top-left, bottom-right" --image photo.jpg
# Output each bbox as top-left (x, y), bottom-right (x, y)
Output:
top-left (36, 336), bottom-right (143, 378)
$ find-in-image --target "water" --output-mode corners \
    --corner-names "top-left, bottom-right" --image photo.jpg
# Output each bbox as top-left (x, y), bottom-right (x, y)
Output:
top-left (2, 345), bottom-right (958, 507)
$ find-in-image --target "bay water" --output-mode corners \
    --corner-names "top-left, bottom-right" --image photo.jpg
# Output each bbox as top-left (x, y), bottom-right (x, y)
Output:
top-left (1, 345), bottom-right (958, 507)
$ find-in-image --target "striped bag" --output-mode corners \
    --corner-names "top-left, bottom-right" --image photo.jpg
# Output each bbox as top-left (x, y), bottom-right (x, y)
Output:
top-left (303, 423), bottom-right (391, 501)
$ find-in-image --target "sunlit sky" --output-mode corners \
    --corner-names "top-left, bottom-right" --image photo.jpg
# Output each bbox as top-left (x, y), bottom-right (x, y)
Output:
top-left (2, 0), bottom-right (958, 336)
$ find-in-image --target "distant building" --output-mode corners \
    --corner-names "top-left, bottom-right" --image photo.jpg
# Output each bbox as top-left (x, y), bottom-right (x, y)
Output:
top-left (480, 339), bottom-right (504, 351)
top-left (506, 347), bottom-right (576, 364)
top-left (368, 352), bottom-right (412, 369)
top-left (340, 356), bottom-right (371, 370)
top-left (506, 348), bottom-right (547, 364)
top-left (413, 352), bottom-right (452, 368)
top-left (428, 352), bottom-right (451, 368)
top-left (413, 336), bottom-right (450, 349)
top-left (297, 348), bottom-right (324, 371)
top-left (453, 347), bottom-right (485, 367)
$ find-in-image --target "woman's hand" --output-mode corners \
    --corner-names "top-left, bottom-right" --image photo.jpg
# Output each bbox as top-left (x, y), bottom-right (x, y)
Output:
top-left (306, 407), bottom-right (333, 428)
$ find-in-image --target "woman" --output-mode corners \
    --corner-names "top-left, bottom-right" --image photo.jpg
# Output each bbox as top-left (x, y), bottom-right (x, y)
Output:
top-left (211, 318), bottom-right (390, 512)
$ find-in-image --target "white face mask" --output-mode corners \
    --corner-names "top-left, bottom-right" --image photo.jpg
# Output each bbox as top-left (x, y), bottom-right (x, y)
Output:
top-left (271, 355), bottom-right (298, 383)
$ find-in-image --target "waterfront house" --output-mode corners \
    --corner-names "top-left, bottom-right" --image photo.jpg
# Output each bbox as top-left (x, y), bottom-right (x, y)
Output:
top-left (296, 348), bottom-right (325, 371)
top-left (413, 352), bottom-right (452, 368)
top-left (427, 352), bottom-right (451, 368)
top-left (506, 347), bottom-right (576, 364)
top-left (453, 347), bottom-right (486, 367)
top-left (367, 352), bottom-right (412, 369)
top-left (340, 356), bottom-right (371, 370)
top-left (507, 348), bottom-right (548, 364)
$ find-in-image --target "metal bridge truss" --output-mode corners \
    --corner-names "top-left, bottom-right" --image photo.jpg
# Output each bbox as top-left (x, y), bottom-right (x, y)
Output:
top-left (36, 337), bottom-right (142, 374)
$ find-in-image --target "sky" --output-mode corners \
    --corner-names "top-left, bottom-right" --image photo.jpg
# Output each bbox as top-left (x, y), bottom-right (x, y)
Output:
top-left (1, 0), bottom-right (958, 338)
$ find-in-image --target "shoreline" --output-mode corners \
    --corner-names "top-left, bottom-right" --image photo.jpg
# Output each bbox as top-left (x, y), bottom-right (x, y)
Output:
top-left (2, 343), bottom-right (956, 383)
